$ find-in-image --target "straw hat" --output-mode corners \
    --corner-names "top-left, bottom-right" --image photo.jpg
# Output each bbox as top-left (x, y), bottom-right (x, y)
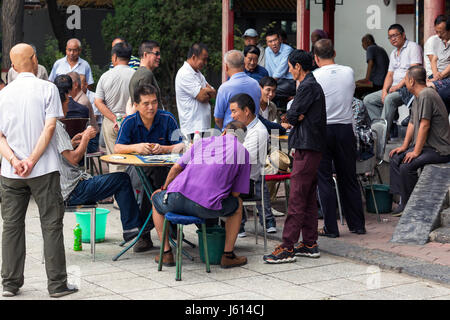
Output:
top-left (265, 150), bottom-right (291, 175)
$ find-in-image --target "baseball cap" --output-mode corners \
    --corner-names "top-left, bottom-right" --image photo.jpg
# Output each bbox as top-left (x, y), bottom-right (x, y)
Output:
top-left (243, 28), bottom-right (258, 38)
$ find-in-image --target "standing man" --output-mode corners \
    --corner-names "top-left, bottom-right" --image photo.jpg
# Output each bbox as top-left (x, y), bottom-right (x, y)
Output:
top-left (242, 28), bottom-right (265, 67)
top-left (214, 50), bottom-right (261, 130)
top-left (0, 43), bottom-right (76, 298)
top-left (109, 37), bottom-right (140, 70)
top-left (264, 50), bottom-right (326, 263)
top-left (94, 41), bottom-right (135, 172)
top-left (175, 43), bottom-right (216, 139)
top-left (313, 39), bottom-right (366, 238)
top-left (129, 40), bottom-right (164, 111)
top-left (7, 45), bottom-right (48, 83)
top-left (49, 38), bottom-right (94, 91)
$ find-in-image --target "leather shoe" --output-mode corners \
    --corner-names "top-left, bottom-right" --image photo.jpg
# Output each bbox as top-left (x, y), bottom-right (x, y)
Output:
top-left (350, 228), bottom-right (366, 234)
top-left (155, 250), bottom-right (175, 267)
top-left (133, 236), bottom-right (154, 253)
top-left (221, 252), bottom-right (247, 268)
top-left (318, 228), bottom-right (339, 238)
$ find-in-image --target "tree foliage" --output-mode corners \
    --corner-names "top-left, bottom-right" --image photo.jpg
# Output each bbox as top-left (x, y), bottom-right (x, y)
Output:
top-left (101, 0), bottom-right (222, 114)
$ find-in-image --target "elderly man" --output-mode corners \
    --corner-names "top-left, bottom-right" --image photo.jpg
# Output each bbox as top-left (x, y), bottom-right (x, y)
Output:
top-left (151, 120), bottom-right (250, 268)
top-left (175, 43), bottom-right (216, 139)
top-left (242, 28), bottom-right (265, 67)
top-left (7, 45), bottom-right (48, 83)
top-left (214, 50), bottom-right (261, 130)
top-left (0, 43), bottom-right (76, 298)
top-left (244, 45), bottom-right (269, 82)
top-left (94, 41), bottom-right (135, 173)
top-left (49, 38), bottom-right (94, 90)
top-left (390, 66), bottom-right (450, 216)
top-left (424, 16), bottom-right (445, 79)
top-left (109, 37), bottom-right (140, 70)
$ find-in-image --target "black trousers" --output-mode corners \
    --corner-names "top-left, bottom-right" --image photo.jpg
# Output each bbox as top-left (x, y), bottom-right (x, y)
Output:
top-left (390, 147), bottom-right (450, 207)
top-left (317, 124), bottom-right (365, 235)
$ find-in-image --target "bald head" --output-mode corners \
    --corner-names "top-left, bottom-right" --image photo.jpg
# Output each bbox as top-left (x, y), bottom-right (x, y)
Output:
top-left (10, 43), bottom-right (38, 75)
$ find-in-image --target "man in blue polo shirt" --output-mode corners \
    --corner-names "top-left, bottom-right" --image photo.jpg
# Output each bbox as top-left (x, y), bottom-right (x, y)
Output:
top-left (115, 84), bottom-right (184, 252)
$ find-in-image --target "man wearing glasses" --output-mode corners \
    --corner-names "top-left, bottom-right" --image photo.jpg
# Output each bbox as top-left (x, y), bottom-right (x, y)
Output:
top-left (129, 40), bottom-right (164, 111)
top-left (363, 24), bottom-right (422, 138)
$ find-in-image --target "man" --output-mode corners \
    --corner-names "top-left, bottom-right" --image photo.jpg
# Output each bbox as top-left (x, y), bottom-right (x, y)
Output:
top-left (310, 29), bottom-right (328, 71)
top-left (151, 120), bottom-right (250, 267)
top-left (129, 40), bottom-right (164, 111)
top-left (243, 28), bottom-right (265, 67)
top-left (53, 75), bottom-right (142, 242)
top-left (265, 28), bottom-right (295, 109)
top-left (7, 45), bottom-right (48, 83)
top-left (94, 41), bottom-right (135, 172)
top-left (355, 34), bottom-right (390, 99)
top-left (313, 39), bottom-right (366, 238)
top-left (115, 85), bottom-right (184, 252)
top-left (229, 93), bottom-right (277, 236)
top-left (244, 45), bottom-right (269, 82)
top-left (424, 16), bottom-right (446, 79)
top-left (109, 37), bottom-right (140, 70)
top-left (390, 66), bottom-right (450, 216)
top-left (214, 50), bottom-right (261, 130)
top-left (363, 24), bottom-right (422, 136)
top-left (0, 43), bottom-right (76, 298)
top-left (264, 49), bottom-right (326, 263)
top-left (175, 43), bottom-right (216, 138)
top-left (49, 38), bottom-right (94, 90)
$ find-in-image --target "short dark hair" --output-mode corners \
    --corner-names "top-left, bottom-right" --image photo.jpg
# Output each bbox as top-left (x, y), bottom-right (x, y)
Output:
top-left (259, 76), bottom-right (277, 88)
top-left (407, 65), bottom-right (426, 85)
top-left (187, 43), bottom-right (208, 59)
top-left (111, 41), bottom-right (132, 61)
top-left (134, 84), bottom-right (158, 104)
top-left (244, 45), bottom-right (260, 58)
top-left (434, 15), bottom-right (447, 26)
top-left (54, 74), bottom-right (72, 103)
top-left (138, 40), bottom-right (160, 58)
top-left (229, 93), bottom-right (255, 114)
top-left (388, 24), bottom-right (405, 34)
top-left (313, 39), bottom-right (334, 60)
top-left (288, 49), bottom-right (313, 71)
top-left (265, 28), bottom-right (280, 38)
top-left (362, 34), bottom-right (375, 44)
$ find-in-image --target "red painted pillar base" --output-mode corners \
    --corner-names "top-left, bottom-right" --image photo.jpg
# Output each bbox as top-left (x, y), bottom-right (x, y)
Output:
top-left (323, 0), bottom-right (335, 44)
top-left (424, 0), bottom-right (445, 42)
top-left (297, 0), bottom-right (311, 51)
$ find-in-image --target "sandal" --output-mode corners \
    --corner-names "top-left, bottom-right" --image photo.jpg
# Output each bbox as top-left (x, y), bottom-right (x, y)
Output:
top-left (318, 227), bottom-right (339, 238)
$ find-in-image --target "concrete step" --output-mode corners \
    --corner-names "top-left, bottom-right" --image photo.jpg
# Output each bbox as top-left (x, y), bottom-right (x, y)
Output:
top-left (429, 226), bottom-right (450, 243)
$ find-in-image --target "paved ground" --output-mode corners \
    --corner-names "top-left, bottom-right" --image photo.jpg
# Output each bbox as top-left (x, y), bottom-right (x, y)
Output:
top-left (1, 199), bottom-right (450, 300)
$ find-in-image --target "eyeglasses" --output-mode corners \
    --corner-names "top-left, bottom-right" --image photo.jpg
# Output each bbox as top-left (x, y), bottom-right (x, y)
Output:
top-left (147, 51), bottom-right (161, 56)
top-left (388, 33), bottom-right (402, 40)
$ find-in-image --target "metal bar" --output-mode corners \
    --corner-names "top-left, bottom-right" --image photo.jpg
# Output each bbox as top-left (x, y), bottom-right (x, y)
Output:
top-left (158, 219), bottom-right (168, 271)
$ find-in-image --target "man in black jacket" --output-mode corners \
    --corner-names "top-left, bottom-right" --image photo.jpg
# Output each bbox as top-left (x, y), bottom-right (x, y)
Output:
top-left (264, 49), bottom-right (326, 264)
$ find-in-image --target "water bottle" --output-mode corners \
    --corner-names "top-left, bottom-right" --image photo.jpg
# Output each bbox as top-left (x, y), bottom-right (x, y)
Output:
top-left (73, 224), bottom-right (82, 251)
top-left (115, 113), bottom-right (124, 127)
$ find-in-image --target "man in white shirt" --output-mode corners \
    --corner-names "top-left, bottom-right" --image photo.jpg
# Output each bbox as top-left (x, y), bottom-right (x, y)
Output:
top-left (0, 43), bottom-right (76, 298)
top-left (423, 15), bottom-right (445, 79)
top-left (313, 39), bottom-right (366, 238)
top-left (175, 43), bottom-right (216, 139)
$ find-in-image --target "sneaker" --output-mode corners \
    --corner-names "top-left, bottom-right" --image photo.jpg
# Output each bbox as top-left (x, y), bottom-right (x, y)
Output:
top-left (49, 286), bottom-right (78, 298)
top-left (238, 226), bottom-right (246, 238)
top-left (263, 245), bottom-right (296, 264)
top-left (133, 236), bottom-right (154, 253)
top-left (294, 242), bottom-right (320, 258)
top-left (272, 208), bottom-right (285, 217)
top-left (267, 226), bottom-right (277, 233)
top-left (2, 290), bottom-right (18, 297)
top-left (154, 250), bottom-right (175, 267)
top-left (220, 252), bottom-right (247, 268)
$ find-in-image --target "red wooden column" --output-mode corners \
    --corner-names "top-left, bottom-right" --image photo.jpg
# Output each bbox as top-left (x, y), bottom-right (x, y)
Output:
top-left (297, 0), bottom-right (311, 50)
top-left (222, 0), bottom-right (234, 83)
top-left (323, 0), bottom-right (335, 43)
top-left (424, 0), bottom-right (445, 42)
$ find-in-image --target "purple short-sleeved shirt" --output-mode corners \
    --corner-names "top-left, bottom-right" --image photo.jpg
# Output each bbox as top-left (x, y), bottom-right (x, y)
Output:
top-left (167, 135), bottom-right (251, 210)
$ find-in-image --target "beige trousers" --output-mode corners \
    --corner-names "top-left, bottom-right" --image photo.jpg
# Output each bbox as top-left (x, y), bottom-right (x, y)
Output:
top-left (102, 117), bottom-right (126, 173)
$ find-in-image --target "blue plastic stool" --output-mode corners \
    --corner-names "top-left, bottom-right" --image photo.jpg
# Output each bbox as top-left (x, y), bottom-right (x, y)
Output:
top-left (158, 212), bottom-right (210, 281)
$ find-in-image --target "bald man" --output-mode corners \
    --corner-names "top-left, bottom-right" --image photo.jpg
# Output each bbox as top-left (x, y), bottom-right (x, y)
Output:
top-left (49, 38), bottom-right (94, 91)
top-left (0, 44), bottom-right (77, 298)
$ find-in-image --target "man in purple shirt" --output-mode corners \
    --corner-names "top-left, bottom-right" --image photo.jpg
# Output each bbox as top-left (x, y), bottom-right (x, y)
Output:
top-left (151, 121), bottom-right (251, 268)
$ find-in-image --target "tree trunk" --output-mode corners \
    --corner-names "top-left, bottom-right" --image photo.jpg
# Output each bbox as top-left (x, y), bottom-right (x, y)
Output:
top-left (1, 0), bottom-right (24, 71)
top-left (46, 0), bottom-right (68, 53)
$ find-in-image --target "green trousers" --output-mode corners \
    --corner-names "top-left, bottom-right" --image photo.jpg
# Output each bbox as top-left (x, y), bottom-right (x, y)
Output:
top-left (1, 171), bottom-right (68, 294)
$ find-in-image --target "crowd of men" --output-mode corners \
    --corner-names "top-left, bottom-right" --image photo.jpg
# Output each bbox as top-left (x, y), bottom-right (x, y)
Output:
top-left (0, 18), bottom-right (450, 297)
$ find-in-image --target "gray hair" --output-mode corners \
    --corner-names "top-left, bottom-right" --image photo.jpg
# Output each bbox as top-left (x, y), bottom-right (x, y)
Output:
top-left (224, 50), bottom-right (244, 69)
top-left (67, 71), bottom-right (81, 87)
top-left (67, 38), bottom-right (82, 49)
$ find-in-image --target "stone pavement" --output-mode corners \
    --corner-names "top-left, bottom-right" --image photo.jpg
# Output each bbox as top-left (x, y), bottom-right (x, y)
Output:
top-left (0, 199), bottom-right (450, 300)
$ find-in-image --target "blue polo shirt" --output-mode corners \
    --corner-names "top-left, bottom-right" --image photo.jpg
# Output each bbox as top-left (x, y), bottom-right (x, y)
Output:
top-left (116, 110), bottom-right (182, 146)
top-left (244, 65), bottom-right (269, 82)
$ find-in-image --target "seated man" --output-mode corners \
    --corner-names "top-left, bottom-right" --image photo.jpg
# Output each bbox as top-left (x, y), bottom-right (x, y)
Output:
top-left (114, 84), bottom-right (184, 252)
top-left (54, 75), bottom-right (91, 120)
top-left (244, 45), bottom-right (269, 82)
top-left (53, 75), bottom-right (141, 242)
top-left (389, 66), bottom-right (450, 216)
top-left (151, 121), bottom-right (250, 268)
top-left (229, 93), bottom-right (277, 236)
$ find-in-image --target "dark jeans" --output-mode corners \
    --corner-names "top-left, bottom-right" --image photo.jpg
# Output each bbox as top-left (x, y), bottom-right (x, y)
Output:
top-left (67, 172), bottom-right (140, 231)
top-left (433, 78), bottom-right (450, 115)
top-left (317, 124), bottom-right (365, 235)
top-left (390, 147), bottom-right (450, 207)
top-left (282, 149), bottom-right (322, 249)
top-left (87, 132), bottom-right (100, 154)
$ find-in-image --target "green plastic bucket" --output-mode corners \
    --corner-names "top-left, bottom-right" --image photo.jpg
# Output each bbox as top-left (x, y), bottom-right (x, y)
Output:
top-left (196, 226), bottom-right (226, 265)
top-left (74, 208), bottom-right (110, 243)
top-left (364, 184), bottom-right (393, 214)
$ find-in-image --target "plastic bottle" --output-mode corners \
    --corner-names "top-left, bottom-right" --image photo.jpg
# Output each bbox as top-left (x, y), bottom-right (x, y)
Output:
top-left (193, 131), bottom-right (201, 143)
top-left (115, 113), bottom-right (124, 127)
top-left (73, 224), bottom-right (82, 251)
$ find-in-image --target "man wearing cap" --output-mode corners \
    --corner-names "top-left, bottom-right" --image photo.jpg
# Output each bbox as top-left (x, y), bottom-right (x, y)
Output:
top-left (243, 28), bottom-right (265, 67)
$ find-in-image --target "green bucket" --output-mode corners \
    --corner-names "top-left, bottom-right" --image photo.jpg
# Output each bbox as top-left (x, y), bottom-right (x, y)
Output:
top-left (364, 184), bottom-right (393, 214)
top-left (196, 226), bottom-right (226, 265)
top-left (74, 208), bottom-right (110, 243)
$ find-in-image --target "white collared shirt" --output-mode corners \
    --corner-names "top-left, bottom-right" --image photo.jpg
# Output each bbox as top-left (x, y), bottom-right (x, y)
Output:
top-left (175, 61), bottom-right (211, 135)
top-left (244, 117), bottom-right (268, 180)
top-left (49, 56), bottom-right (94, 85)
top-left (388, 40), bottom-right (423, 86)
top-left (0, 73), bottom-right (64, 179)
top-left (424, 35), bottom-right (440, 77)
